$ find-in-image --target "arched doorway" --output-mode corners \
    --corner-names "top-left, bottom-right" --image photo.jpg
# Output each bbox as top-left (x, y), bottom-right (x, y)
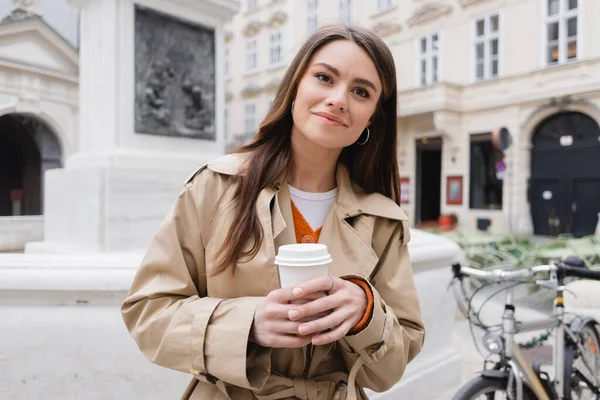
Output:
top-left (0, 114), bottom-right (62, 216)
top-left (530, 111), bottom-right (600, 237)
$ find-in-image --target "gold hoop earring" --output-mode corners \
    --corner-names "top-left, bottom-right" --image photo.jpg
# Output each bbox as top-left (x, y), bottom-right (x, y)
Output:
top-left (356, 128), bottom-right (370, 145)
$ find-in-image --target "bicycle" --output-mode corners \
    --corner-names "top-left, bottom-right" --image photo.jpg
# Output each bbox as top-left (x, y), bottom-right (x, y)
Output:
top-left (451, 256), bottom-right (600, 400)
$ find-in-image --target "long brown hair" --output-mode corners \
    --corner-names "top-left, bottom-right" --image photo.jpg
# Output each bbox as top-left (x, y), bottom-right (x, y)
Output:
top-left (212, 24), bottom-right (400, 276)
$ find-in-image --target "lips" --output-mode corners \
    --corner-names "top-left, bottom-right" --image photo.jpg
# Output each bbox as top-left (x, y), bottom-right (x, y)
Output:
top-left (313, 112), bottom-right (346, 126)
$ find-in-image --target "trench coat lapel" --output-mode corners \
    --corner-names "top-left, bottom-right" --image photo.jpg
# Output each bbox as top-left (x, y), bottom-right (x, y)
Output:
top-left (272, 184), bottom-right (296, 249)
top-left (266, 164), bottom-right (387, 282)
top-left (320, 166), bottom-right (379, 280)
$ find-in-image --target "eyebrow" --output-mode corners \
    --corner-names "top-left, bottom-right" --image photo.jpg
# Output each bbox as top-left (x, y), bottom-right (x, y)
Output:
top-left (313, 62), bottom-right (379, 93)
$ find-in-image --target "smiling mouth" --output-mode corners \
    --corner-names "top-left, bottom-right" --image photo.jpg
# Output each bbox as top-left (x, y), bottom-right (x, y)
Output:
top-left (313, 113), bottom-right (346, 126)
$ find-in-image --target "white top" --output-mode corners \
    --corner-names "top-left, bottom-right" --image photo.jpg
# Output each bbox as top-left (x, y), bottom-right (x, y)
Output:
top-left (288, 185), bottom-right (337, 231)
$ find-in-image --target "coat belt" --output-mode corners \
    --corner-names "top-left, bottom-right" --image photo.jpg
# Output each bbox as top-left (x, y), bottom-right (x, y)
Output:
top-left (252, 361), bottom-right (363, 400)
top-left (254, 378), bottom-right (336, 400)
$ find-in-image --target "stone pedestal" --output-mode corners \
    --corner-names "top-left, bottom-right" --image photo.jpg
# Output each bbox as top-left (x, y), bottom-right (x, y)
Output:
top-left (28, 0), bottom-right (237, 253)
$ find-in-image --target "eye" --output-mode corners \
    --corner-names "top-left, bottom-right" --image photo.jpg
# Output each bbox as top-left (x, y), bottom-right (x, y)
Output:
top-left (315, 72), bottom-right (333, 83)
top-left (353, 88), bottom-right (370, 98)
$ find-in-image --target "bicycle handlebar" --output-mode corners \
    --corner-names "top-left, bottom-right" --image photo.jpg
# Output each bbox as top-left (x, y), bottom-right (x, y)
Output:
top-left (561, 264), bottom-right (600, 280)
top-left (452, 258), bottom-right (600, 283)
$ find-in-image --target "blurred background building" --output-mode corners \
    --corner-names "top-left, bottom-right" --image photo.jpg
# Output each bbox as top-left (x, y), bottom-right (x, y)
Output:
top-left (0, 1), bottom-right (598, 398)
top-left (1, 0), bottom-right (599, 248)
top-left (224, 0), bottom-right (600, 238)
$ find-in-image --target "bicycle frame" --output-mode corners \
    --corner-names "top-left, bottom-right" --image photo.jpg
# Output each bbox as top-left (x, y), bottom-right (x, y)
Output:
top-left (499, 287), bottom-right (559, 400)
top-left (454, 261), bottom-right (600, 400)
top-left (487, 279), bottom-right (583, 399)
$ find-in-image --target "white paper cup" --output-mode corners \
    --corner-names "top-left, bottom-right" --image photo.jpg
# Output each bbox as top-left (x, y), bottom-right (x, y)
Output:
top-left (275, 243), bottom-right (332, 288)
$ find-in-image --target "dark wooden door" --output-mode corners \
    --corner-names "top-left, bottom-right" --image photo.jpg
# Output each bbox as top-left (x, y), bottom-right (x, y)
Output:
top-left (530, 112), bottom-right (600, 237)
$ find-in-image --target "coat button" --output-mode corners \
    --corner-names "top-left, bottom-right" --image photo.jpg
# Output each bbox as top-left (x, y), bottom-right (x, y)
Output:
top-left (301, 235), bottom-right (315, 243)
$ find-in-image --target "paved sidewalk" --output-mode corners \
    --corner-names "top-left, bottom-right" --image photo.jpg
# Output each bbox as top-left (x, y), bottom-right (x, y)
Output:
top-left (0, 293), bottom-right (556, 400)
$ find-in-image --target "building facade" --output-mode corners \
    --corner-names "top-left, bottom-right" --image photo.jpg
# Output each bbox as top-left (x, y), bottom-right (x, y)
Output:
top-left (0, 0), bottom-right (78, 216)
top-left (225, 0), bottom-right (600, 237)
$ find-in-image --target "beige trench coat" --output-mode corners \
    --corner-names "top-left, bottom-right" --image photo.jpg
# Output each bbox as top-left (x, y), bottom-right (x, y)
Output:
top-left (122, 153), bottom-right (425, 400)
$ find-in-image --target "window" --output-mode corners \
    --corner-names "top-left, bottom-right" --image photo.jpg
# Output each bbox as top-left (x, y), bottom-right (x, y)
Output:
top-left (307, 0), bottom-right (319, 33)
top-left (244, 103), bottom-right (257, 134)
top-left (269, 32), bottom-right (282, 65)
top-left (224, 108), bottom-right (229, 142)
top-left (469, 133), bottom-right (503, 210)
top-left (246, 39), bottom-right (258, 71)
top-left (340, 0), bottom-right (353, 25)
top-left (418, 33), bottom-right (440, 86)
top-left (473, 12), bottom-right (500, 81)
top-left (545, 0), bottom-right (578, 65)
top-left (224, 46), bottom-right (230, 77)
top-left (247, 0), bottom-right (258, 12)
top-left (376, 0), bottom-right (393, 12)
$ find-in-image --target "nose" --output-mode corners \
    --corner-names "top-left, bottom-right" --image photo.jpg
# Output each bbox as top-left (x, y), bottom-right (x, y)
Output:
top-left (325, 86), bottom-right (348, 113)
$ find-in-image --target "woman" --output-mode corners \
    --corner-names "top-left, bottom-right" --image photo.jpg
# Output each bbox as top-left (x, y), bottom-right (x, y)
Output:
top-left (122, 25), bottom-right (425, 400)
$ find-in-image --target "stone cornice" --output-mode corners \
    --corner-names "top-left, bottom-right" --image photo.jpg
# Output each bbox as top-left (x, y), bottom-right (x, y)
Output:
top-left (241, 83), bottom-right (262, 98)
top-left (242, 19), bottom-right (261, 37)
top-left (70, 0), bottom-right (240, 21)
top-left (372, 20), bottom-right (403, 37)
top-left (263, 76), bottom-right (282, 92)
top-left (459, 0), bottom-right (489, 7)
top-left (407, 2), bottom-right (453, 27)
top-left (265, 11), bottom-right (287, 28)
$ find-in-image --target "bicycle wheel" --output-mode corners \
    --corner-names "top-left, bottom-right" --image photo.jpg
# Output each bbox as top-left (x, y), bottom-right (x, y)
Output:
top-left (564, 321), bottom-right (600, 400)
top-left (452, 375), bottom-right (537, 400)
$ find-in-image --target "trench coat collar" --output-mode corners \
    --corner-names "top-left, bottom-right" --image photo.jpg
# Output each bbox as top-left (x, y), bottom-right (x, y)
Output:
top-left (205, 153), bottom-right (408, 223)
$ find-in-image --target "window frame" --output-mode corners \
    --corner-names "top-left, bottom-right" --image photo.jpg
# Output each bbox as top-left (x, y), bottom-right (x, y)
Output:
top-left (417, 33), bottom-right (441, 86)
top-left (307, 0), bottom-right (319, 33)
top-left (224, 45), bottom-right (230, 78)
top-left (245, 38), bottom-right (258, 72)
top-left (246, 0), bottom-right (259, 12)
top-left (376, 0), bottom-right (394, 13)
top-left (469, 132), bottom-right (504, 210)
top-left (269, 31), bottom-right (283, 66)
top-left (224, 107), bottom-right (229, 143)
top-left (340, 0), bottom-right (354, 25)
top-left (244, 103), bottom-right (257, 135)
top-left (472, 11), bottom-right (502, 82)
top-left (542, 0), bottom-right (579, 66)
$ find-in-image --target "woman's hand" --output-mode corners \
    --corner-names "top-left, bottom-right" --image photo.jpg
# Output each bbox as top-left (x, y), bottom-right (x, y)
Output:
top-left (250, 287), bottom-right (327, 348)
top-left (288, 276), bottom-right (367, 346)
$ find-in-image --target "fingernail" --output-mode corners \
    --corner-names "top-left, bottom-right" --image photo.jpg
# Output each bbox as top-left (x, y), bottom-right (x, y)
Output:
top-left (289, 310), bottom-right (299, 320)
top-left (298, 325), bottom-right (309, 335)
top-left (292, 287), bottom-right (303, 297)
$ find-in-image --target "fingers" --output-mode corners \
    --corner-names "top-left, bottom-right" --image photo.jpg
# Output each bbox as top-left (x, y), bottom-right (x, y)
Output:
top-left (311, 323), bottom-right (353, 346)
top-left (297, 309), bottom-right (348, 336)
top-left (292, 276), bottom-right (338, 299)
top-left (267, 334), bottom-right (316, 349)
top-left (261, 301), bottom-right (295, 320)
top-left (294, 291), bottom-right (328, 302)
top-left (288, 294), bottom-right (340, 322)
top-left (270, 319), bottom-right (303, 335)
top-left (267, 286), bottom-right (299, 303)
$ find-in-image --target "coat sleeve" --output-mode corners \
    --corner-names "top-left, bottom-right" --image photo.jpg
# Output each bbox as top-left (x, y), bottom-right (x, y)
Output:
top-left (338, 219), bottom-right (425, 393)
top-left (121, 169), bottom-right (271, 390)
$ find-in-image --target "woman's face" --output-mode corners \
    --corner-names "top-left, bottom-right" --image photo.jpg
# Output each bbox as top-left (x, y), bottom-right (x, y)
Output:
top-left (291, 39), bottom-right (382, 150)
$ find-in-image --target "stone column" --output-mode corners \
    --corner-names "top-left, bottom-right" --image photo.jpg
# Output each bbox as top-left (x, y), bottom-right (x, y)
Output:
top-left (27, 0), bottom-right (238, 253)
